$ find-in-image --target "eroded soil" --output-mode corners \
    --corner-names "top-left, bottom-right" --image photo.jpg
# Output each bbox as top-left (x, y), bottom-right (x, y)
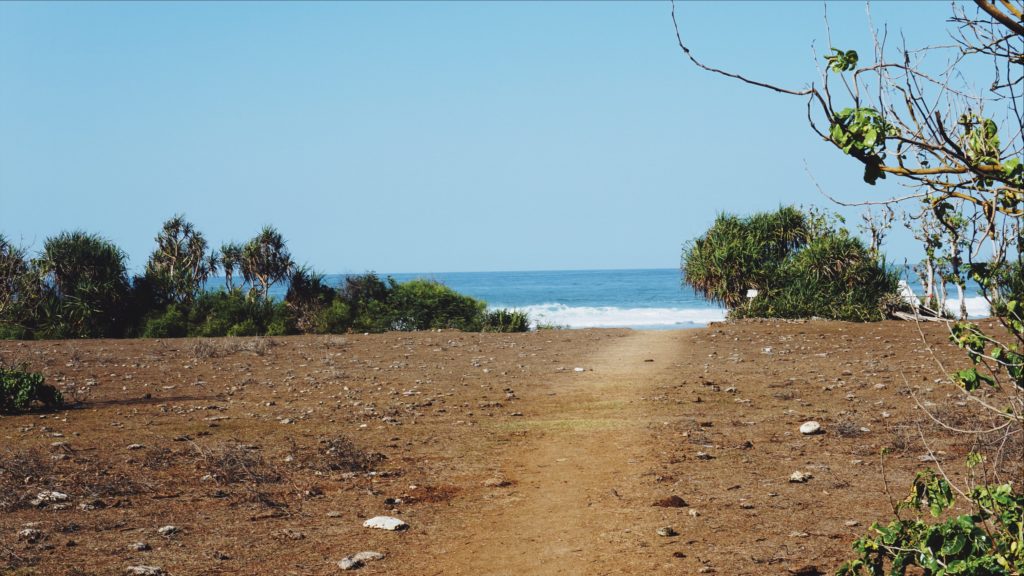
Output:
top-left (0, 321), bottom-right (1002, 575)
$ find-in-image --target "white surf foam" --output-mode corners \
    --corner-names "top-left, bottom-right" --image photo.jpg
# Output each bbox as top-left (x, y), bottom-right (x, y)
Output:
top-left (946, 296), bottom-right (991, 319)
top-left (511, 303), bottom-right (727, 329)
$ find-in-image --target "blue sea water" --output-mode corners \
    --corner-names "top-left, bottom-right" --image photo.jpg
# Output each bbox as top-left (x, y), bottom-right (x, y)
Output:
top-left (381, 269), bottom-right (726, 330)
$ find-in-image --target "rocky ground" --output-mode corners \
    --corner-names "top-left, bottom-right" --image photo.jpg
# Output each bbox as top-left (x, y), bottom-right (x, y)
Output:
top-left (0, 321), bottom-right (1007, 575)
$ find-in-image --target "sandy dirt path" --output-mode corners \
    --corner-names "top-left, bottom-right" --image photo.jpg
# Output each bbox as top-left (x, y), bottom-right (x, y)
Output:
top-left (424, 330), bottom-right (688, 575)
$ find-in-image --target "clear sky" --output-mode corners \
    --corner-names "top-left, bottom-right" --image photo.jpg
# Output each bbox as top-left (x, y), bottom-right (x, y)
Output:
top-left (0, 1), bottom-right (965, 274)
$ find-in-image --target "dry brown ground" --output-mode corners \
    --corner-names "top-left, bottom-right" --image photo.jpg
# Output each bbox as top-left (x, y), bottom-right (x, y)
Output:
top-left (0, 321), bottom-right (1005, 576)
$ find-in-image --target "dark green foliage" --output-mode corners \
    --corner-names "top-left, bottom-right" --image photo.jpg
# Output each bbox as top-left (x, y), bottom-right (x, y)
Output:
top-left (737, 235), bottom-right (899, 322)
top-left (285, 266), bottom-right (337, 334)
top-left (387, 279), bottom-right (487, 331)
top-left (36, 231), bottom-right (131, 338)
top-left (142, 304), bottom-right (189, 338)
top-left (187, 289), bottom-right (284, 337)
top-left (682, 207), bottom-right (897, 322)
top-left (682, 206), bottom-right (812, 309)
top-left (342, 273), bottom-right (396, 333)
top-left (0, 363), bottom-right (62, 413)
top-left (483, 308), bottom-right (531, 332)
top-left (837, 468), bottom-right (1024, 575)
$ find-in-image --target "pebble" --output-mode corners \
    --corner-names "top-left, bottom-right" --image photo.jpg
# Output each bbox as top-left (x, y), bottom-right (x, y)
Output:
top-left (482, 477), bottom-right (513, 488)
top-left (573, 367), bottom-right (585, 372)
top-left (326, 511), bottom-right (343, 518)
top-left (17, 528), bottom-right (42, 543)
top-left (363, 516), bottom-right (408, 531)
top-left (130, 542), bottom-right (151, 552)
top-left (30, 490), bottom-right (69, 507)
top-left (157, 525), bottom-right (180, 537)
top-left (338, 550), bottom-right (386, 569)
top-left (127, 444), bottom-right (145, 450)
top-left (656, 526), bottom-right (678, 537)
top-left (799, 421), bottom-right (822, 435)
top-left (789, 471), bottom-right (813, 483)
top-left (125, 567), bottom-right (166, 576)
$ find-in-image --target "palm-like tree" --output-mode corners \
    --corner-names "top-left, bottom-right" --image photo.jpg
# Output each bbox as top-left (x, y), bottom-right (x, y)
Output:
top-left (145, 215), bottom-right (218, 304)
top-left (241, 226), bottom-right (294, 300)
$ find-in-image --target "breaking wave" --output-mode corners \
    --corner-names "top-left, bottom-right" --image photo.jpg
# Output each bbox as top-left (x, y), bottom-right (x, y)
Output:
top-left (513, 303), bottom-right (726, 329)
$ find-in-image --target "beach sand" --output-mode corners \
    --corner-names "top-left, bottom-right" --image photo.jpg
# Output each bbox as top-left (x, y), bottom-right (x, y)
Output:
top-left (0, 320), bottom-right (1005, 575)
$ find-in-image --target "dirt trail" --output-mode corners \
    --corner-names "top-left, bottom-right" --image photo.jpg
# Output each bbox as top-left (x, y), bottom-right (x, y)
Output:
top-left (429, 330), bottom-right (687, 575)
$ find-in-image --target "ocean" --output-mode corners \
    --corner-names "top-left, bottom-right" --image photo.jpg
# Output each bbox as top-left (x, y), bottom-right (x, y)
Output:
top-left (251, 267), bottom-right (989, 330)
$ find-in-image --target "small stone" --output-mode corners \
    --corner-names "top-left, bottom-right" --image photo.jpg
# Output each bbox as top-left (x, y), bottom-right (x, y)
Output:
top-left (573, 367), bottom-right (585, 373)
top-left (338, 557), bottom-right (364, 570)
top-left (125, 567), bottom-right (166, 576)
top-left (213, 551), bottom-right (231, 560)
top-left (363, 516), bottom-right (408, 531)
top-left (127, 444), bottom-right (145, 450)
top-left (157, 525), bottom-right (180, 537)
top-left (656, 526), bottom-right (678, 537)
top-left (280, 418), bottom-right (294, 424)
top-left (129, 542), bottom-right (151, 552)
top-left (844, 520), bottom-right (860, 527)
top-left (688, 509), bottom-right (700, 517)
top-left (17, 528), bottom-right (42, 543)
top-left (351, 551), bottom-right (385, 563)
top-left (326, 511), bottom-right (343, 518)
top-left (789, 471), bottom-right (813, 483)
top-left (30, 490), bottom-right (69, 507)
top-left (282, 528), bottom-right (305, 540)
top-left (695, 452), bottom-right (714, 460)
top-left (799, 421), bottom-right (822, 435)
top-left (739, 502), bottom-right (755, 509)
top-left (482, 477), bottom-right (512, 488)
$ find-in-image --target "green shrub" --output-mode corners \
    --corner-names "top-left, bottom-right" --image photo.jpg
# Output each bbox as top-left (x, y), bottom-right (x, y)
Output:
top-left (388, 279), bottom-right (486, 331)
top-left (483, 308), bottom-right (531, 332)
top-left (227, 319), bottom-right (260, 337)
top-left (142, 305), bottom-right (189, 338)
top-left (321, 298), bottom-right (352, 334)
top-left (838, 467), bottom-right (1024, 575)
top-left (1, 364), bottom-right (62, 413)
top-left (683, 207), bottom-right (897, 322)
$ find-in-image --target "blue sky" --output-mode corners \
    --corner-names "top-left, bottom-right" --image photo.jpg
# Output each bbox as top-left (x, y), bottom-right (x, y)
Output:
top-left (0, 1), bottom-right (964, 274)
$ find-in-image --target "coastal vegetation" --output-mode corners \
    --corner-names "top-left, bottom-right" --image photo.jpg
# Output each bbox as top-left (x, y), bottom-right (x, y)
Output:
top-left (681, 206), bottom-right (898, 322)
top-left (675, 0), bottom-right (1023, 573)
top-left (0, 218), bottom-right (530, 341)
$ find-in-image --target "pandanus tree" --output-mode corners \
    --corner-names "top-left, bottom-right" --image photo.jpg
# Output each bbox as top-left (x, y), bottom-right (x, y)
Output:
top-left (35, 231), bottom-right (131, 338)
top-left (145, 215), bottom-right (218, 305)
top-left (240, 226), bottom-right (294, 300)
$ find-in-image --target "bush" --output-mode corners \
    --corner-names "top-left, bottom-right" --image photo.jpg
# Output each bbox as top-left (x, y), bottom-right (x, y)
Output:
top-left (142, 304), bottom-right (189, 338)
top-left (683, 207), bottom-right (898, 321)
top-left (838, 468), bottom-right (1024, 575)
top-left (0, 364), bottom-right (62, 413)
top-left (483, 308), bottom-right (531, 332)
top-left (188, 289), bottom-right (278, 337)
top-left (36, 231), bottom-right (131, 338)
top-left (388, 279), bottom-right (486, 331)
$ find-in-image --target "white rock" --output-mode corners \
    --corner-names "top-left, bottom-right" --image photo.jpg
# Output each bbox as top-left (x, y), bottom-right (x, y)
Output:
top-left (30, 490), bottom-right (69, 507)
top-left (17, 528), bottom-right (42, 543)
top-left (573, 367), bottom-right (585, 372)
top-left (127, 444), bottom-right (145, 450)
top-left (362, 516), bottom-right (408, 531)
top-left (157, 525), bottom-right (180, 536)
top-left (799, 421), bottom-right (822, 435)
top-left (351, 551), bottom-right (385, 562)
top-left (789, 471), bottom-right (813, 483)
top-left (338, 557), bottom-right (364, 570)
top-left (125, 567), bottom-right (166, 576)
top-left (129, 542), bottom-right (151, 552)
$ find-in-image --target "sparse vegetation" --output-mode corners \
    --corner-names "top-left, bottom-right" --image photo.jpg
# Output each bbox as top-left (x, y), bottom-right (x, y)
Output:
top-left (0, 364), bottom-right (62, 414)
